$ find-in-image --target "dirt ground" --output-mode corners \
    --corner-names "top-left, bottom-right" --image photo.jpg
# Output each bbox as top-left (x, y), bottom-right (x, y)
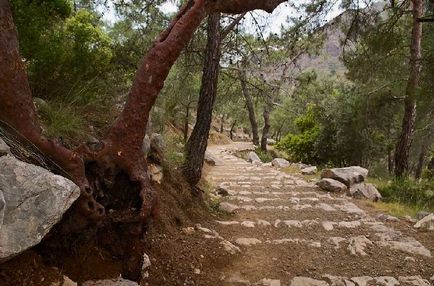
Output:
top-left (1, 143), bottom-right (433, 286)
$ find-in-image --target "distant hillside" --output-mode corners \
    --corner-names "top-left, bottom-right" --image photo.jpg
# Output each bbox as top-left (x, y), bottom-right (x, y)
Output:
top-left (254, 2), bottom-right (387, 83)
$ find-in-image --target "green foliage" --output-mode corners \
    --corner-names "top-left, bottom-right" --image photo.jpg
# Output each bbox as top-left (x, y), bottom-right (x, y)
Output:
top-left (254, 147), bottom-right (273, 163)
top-left (38, 100), bottom-right (86, 145)
top-left (277, 105), bottom-right (321, 163)
top-left (379, 178), bottom-right (434, 212)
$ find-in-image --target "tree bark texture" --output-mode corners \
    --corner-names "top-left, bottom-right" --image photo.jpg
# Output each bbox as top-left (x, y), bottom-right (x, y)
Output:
top-left (261, 105), bottom-right (271, 151)
top-left (240, 70), bottom-right (260, 145)
top-left (394, 0), bottom-right (423, 177)
top-left (1, 0), bottom-right (287, 221)
top-left (184, 12), bottom-right (221, 186)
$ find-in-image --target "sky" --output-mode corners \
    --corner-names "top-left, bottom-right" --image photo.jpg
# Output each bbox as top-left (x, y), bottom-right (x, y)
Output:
top-left (101, 1), bottom-right (344, 36)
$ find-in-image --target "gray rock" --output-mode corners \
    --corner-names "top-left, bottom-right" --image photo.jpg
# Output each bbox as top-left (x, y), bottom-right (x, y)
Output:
top-left (234, 238), bottom-right (262, 246)
top-left (416, 211), bottom-right (430, 220)
top-left (398, 276), bottom-right (431, 286)
top-left (33, 97), bottom-right (49, 110)
top-left (294, 163), bottom-right (309, 169)
top-left (141, 253), bottom-right (151, 279)
top-left (142, 134), bottom-right (150, 156)
top-left (321, 166), bottom-right (368, 187)
top-left (376, 214), bottom-right (399, 222)
top-left (0, 138), bottom-right (10, 157)
top-left (348, 183), bottom-right (382, 201)
top-left (316, 178), bottom-right (348, 193)
top-left (259, 278), bottom-right (281, 286)
top-left (350, 277), bottom-right (373, 286)
top-left (290, 277), bottom-right (329, 286)
top-left (301, 166), bottom-right (317, 175)
top-left (204, 151), bottom-right (224, 166)
top-left (150, 133), bottom-right (165, 152)
top-left (220, 240), bottom-right (241, 254)
top-left (247, 152), bottom-right (262, 164)
top-left (219, 202), bottom-right (239, 213)
top-left (216, 186), bottom-right (229, 196)
top-left (347, 236), bottom-right (373, 256)
top-left (414, 213), bottom-right (434, 231)
top-left (0, 156), bottom-right (80, 262)
top-left (374, 277), bottom-right (399, 286)
top-left (272, 158), bottom-right (290, 168)
top-left (82, 278), bottom-right (139, 286)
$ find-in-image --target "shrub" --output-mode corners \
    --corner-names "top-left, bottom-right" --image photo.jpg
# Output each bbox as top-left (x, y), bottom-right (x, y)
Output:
top-left (254, 147), bottom-right (273, 163)
top-left (378, 178), bottom-right (434, 211)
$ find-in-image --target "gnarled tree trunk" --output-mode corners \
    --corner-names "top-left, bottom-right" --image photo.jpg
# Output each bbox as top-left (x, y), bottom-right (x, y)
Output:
top-left (394, 0), bottom-right (423, 177)
top-left (1, 0), bottom-right (287, 219)
top-left (184, 12), bottom-right (222, 187)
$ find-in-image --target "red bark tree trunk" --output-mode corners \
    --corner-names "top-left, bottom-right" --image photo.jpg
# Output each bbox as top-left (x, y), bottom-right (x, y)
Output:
top-left (1, 0), bottom-right (287, 220)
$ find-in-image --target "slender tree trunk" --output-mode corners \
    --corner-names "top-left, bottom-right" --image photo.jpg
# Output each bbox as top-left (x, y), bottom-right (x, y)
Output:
top-left (184, 103), bottom-right (190, 142)
top-left (240, 70), bottom-right (260, 145)
top-left (220, 114), bottom-right (225, 133)
top-left (230, 121), bottom-right (237, 140)
top-left (394, 0), bottom-right (423, 177)
top-left (261, 105), bottom-right (271, 151)
top-left (184, 13), bottom-right (221, 186)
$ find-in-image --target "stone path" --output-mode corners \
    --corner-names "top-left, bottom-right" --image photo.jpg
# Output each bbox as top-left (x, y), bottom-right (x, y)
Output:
top-left (204, 143), bottom-right (434, 286)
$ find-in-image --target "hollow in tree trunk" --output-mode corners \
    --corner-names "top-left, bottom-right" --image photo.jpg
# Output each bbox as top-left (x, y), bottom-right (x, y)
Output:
top-left (0, 0), bottom-right (287, 276)
top-left (394, 0), bottom-right (423, 177)
top-left (184, 12), bottom-right (222, 187)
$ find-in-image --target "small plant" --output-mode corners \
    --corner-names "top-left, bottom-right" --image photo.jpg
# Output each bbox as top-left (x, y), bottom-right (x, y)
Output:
top-left (254, 147), bottom-right (273, 163)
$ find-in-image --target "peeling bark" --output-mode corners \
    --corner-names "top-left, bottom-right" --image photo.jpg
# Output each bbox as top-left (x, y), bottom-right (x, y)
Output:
top-left (1, 0), bottom-right (288, 223)
top-left (0, 0), bottom-right (104, 220)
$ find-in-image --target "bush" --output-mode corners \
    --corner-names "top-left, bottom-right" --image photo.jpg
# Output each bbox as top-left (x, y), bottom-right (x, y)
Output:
top-left (254, 147), bottom-right (273, 163)
top-left (276, 105), bottom-right (321, 164)
top-left (378, 178), bottom-right (434, 211)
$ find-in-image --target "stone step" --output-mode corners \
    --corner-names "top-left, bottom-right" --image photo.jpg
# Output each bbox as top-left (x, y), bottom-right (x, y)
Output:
top-left (223, 275), bottom-right (432, 286)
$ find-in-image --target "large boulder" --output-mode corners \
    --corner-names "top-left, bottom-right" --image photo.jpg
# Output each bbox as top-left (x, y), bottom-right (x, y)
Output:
top-left (321, 166), bottom-right (368, 187)
top-left (247, 152), bottom-right (262, 164)
top-left (272, 158), bottom-right (290, 168)
top-left (0, 155), bottom-right (80, 262)
top-left (0, 138), bottom-right (10, 157)
top-left (316, 178), bottom-right (348, 193)
top-left (204, 151), bottom-right (224, 166)
top-left (301, 166), bottom-right (317, 175)
top-left (348, 182), bottom-right (382, 201)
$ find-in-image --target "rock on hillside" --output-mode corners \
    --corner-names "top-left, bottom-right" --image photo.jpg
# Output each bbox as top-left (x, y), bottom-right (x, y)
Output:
top-left (321, 166), bottom-right (368, 187)
top-left (0, 155), bottom-right (80, 262)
